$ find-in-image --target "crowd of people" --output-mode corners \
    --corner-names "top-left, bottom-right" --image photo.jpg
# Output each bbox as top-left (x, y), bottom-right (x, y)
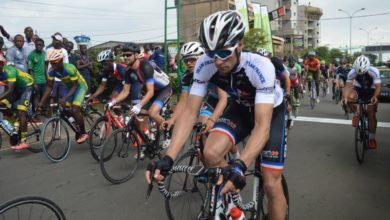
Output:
top-left (0, 9), bottom-right (383, 219)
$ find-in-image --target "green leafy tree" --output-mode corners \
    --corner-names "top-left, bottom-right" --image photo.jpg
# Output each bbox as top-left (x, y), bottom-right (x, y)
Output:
top-left (243, 28), bottom-right (268, 52)
top-left (365, 53), bottom-right (378, 64)
top-left (329, 48), bottom-right (344, 63)
top-left (315, 46), bottom-right (329, 62)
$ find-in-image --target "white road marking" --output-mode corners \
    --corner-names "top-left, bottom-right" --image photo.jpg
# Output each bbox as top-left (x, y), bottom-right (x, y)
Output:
top-left (294, 116), bottom-right (390, 128)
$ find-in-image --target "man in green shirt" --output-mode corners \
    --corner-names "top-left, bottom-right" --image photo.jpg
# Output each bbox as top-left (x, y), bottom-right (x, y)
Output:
top-left (28, 38), bottom-right (46, 107)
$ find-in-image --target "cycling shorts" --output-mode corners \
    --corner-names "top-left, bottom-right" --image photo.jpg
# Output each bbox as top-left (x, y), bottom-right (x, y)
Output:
top-left (1, 87), bottom-right (33, 111)
top-left (143, 86), bottom-right (172, 110)
top-left (210, 102), bottom-right (287, 171)
top-left (306, 70), bottom-right (320, 82)
top-left (50, 81), bottom-right (67, 98)
top-left (63, 84), bottom-right (87, 107)
top-left (354, 87), bottom-right (375, 103)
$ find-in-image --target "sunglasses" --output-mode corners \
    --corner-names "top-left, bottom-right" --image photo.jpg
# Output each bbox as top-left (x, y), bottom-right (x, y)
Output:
top-left (123, 53), bottom-right (134, 57)
top-left (205, 44), bottom-right (237, 61)
top-left (183, 57), bottom-right (197, 64)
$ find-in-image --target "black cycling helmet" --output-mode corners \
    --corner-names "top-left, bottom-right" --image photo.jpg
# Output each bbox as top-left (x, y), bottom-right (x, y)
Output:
top-left (122, 42), bottom-right (140, 53)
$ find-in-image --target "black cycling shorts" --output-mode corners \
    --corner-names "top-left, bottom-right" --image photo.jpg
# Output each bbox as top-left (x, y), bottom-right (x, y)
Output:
top-left (1, 87), bottom-right (33, 111)
top-left (210, 102), bottom-right (287, 171)
top-left (354, 87), bottom-right (375, 102)
top-left (143, 86), bottom-right (172, 110)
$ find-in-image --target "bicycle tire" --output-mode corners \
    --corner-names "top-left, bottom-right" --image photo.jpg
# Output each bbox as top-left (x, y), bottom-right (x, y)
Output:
top-left (88, 116), bottom-right (117, 162)
top-left (256, 175), bottom-right (289, 220)
top-left (41, 117), bottom-right (71, 163)
top-left (26, 127), bottom-right (43, 153)
top-left (0, 196), bottom-right (66, 220)
top-left (355, 116), bottom-right (367, 164)
top-left (164, 150), bottom-right (208, 220)
top-left (84, 111), bottom-right (102, 136)
top-left (100, 127), bottom-right (139, 184)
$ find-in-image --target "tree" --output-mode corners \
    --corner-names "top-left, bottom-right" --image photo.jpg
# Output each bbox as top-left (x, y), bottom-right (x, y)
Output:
top-left (365, 53), bottom-right (377, 64)
top-left (315, 46), bottom-right (329, 62)
top-left (329, 48), bottom-right (344, 63)
top-left (243, 28), bottom-right (268, 52)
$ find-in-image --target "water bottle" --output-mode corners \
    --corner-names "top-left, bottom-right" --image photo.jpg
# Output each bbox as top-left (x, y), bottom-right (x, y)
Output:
top-left (68, 116), bottom-right (76, 125)
top-left (124, 116), bottom-right (131, 125)
top-left (229, 207), bottom-right (246, 220)
top-left (0, 120), bottom-right (14, 134)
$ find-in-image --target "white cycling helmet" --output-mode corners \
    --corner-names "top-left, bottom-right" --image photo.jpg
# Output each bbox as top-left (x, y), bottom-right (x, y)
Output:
top-left (199, 10), bottom-right (246, 51)
top-left (181, 42), bottom-right (204, 57)
top-left (353, 55), bottom-right (370, 75)
top-left (97, 50), bottom-right (113, 62)
top-left (257, 48), bottom-right (268, 57)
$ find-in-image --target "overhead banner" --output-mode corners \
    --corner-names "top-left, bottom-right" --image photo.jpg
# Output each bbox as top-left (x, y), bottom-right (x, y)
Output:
top-left (269, 6), bottom-right (286, 21)
top-left (252, 3), bottom-right (262, 29)
top-left (260, 6), bottom-right (273, 54)
top-left (234, 0), bottom-right (250, 33)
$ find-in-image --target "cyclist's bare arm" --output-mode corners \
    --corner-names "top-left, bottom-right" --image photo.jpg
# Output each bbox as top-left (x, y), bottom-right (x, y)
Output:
top-left (169, 91), bottom-right (190, 122)
top-left (0, 82), bottom-right (15, 101)
top-left (38, 79), bottom-right (54, 107)
top-left (210, 87), bottom-right (228, 122)
top-left (283, 71), bottom-right (291, 95)
top-left (240, 103), bottom-right (274, 168)
top-left (166, 94), bottom-right (203, 160)
top-left (112, 83), bottom-right (131, 103)
top-left (89, 81), bottom-right (107, 100)
top-left (139, 83), bottom-right (154, 106)
top-left (372, 84), bottom-right (382, 104)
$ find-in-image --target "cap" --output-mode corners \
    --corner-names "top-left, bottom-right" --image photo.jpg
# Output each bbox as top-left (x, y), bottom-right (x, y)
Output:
top-left (51, 32), bottom-right (63, 42)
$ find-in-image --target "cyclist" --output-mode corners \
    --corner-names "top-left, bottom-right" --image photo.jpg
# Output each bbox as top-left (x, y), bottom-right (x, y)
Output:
top-left (336, 59), bottom-right (351, 102)
top-left (0, 55), bottom-right (34, 150)
top-left (287, 56), bottom-right (302, 106)
top-left (87, 49), bottom-right (141, 104)
top-left (304, 51), bottom-right (321, 103)
top-left (320, 60), bottom-right (329, 94)
top-left (107, 42), bottom-right (171, 128)
top-left (37, 50), bottom-right (89, 144)
top-left (343, 55), bottom-right (381, 149)
top-left (146, 10), bottom-right (287, 219)
top-left (330, 58), bottom-right (341, 99)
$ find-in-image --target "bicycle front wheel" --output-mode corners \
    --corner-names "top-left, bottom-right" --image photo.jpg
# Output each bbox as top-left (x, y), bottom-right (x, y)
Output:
top-left (165, 150), bottom-right (208, 220)
top-left (41, 117), bottom-right (70, 162)
top-left (88, 116), bottom-right (116, 162)
top-left (99, 127), bottom-right (139, 184)
top-left (0, 196), bottom-right (66, 220)
top-left (355, 117), bottom-right (367, 164)
top-left (84, 111), bottom-right (102, 135)
top-left (257, 175), bottom-right (289, 220)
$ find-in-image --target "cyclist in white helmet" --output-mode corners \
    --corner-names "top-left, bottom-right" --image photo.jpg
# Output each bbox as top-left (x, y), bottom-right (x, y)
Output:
top-left (147, 10), bottom-right (287, 219)
top-left (343, 55), bottom-right (382, 149)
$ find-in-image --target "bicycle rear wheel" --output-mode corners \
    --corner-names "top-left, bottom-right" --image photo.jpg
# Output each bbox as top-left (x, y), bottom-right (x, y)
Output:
top-left (256, 175), bottom-right (289, 220)
top-left (26, 123), bottom-right (43, 153)
top-left (355, 116), bottom-right (367, 164)
top-left (99, 127), bottom-right (139, 184)
top-left (0, 196), bottom-right (66, 220)
top-left (84, 111), bottom-right (102, 135)
top-left (88, 116), bottom-right (117, 162)
top-left (41, 117), bottom-right (70, 162)
top-left (164, 150), bottom-right (208, 220)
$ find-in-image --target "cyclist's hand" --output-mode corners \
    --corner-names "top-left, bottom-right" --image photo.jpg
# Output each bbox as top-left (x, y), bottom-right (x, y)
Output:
top-left (130, 103), bottom-right (142, 115)
top-left (145, 155), bottom-right (174, 184)
top-left (203, 119), bottom-right (214, 134)
top-left (58, 98), bottom-right (66, 107)
top-left (160, 119), bottom-right (174, 131)
top-left (220, 159), bottom-right (247, 195)
top-left (371, 96), bottom-right (378, 105)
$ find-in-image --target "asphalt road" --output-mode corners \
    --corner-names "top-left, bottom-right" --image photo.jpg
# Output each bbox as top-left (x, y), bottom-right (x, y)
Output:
top-left (0, 93), bottom-right (389, 220)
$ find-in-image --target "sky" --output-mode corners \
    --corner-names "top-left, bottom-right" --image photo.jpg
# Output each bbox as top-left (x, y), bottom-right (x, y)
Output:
top-left (1, 0), bottom-right (390, 53)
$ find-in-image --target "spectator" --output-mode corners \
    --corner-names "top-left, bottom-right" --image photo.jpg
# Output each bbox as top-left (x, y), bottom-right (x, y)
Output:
top-left (142, 44), bottom-right (152, 59)
top-left (6, 34), bottom-right (28, 72)
top-left (0, 36), bottom-right (4, 58)
top-left (150, 46), bottom-right (167, 70)
top-left (66, 41), bottom-right (79, 66)
top-left (0, 26), bottom-right (35, 56)
top-left (75, 44), bottom-right (92, 94)
top-left (112, 44), bottom-right (124, 64)
top-left (28, 38), bottom-right (46, 109)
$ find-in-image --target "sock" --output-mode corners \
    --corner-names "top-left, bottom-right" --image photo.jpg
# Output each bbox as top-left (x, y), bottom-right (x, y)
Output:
top-left (232, 151), bottom-right (240, 160)
top-left (21, 131), bottom-right (27, 143)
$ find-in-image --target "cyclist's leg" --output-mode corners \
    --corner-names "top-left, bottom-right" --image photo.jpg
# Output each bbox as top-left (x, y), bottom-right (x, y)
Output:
top-left (69, 85), bottom-right (88, 142)
top-left (12, 87), bottom-right (33, 148)
top-left (315, 70), bottom-right (320, 96)
top-left (261, 102), bottom-right (287, 219)
top-left (204, 104), bottom-right (252, 167)
top-left (148, 86), bottom-right (172, 126)
top-left (366, 89), bottom-right (377, 134)
top-left (110, 83), bottom-right (124, 99)
top-left (306, 72), bottom-right (313, 92)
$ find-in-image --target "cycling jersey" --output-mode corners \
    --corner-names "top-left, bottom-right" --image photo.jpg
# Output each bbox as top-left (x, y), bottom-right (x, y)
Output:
top-left (190, 52), bottom-right (283, 108)
top-left (0, 65), bottom-right (33, 89)
top-left (125, 60), bottom-right (170, 91)
top-left (336, 67), bottom-right (351, 83)
top-left (101, 63), bottom-right (127, 82)
top-left (48, 63), bottom-right (88, 89)
top-left (287, 67), bottom-right (299, 86)
top-left (347, 66), bottom-right (381, 89)
top-left (304, 58), bottom-right (320, 72)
